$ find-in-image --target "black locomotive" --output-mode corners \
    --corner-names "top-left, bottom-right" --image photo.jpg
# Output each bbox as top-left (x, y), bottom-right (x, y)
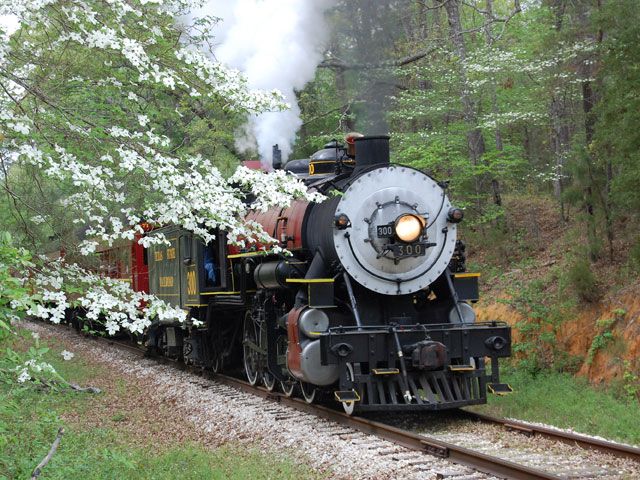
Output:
top-left (144, 135), bottom-right (512, 413)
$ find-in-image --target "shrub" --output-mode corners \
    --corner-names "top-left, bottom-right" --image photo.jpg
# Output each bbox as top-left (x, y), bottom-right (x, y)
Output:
top-left (567, 256), bottom-right (601, 302)
top-left (630, 238), bottom-right (640, 272)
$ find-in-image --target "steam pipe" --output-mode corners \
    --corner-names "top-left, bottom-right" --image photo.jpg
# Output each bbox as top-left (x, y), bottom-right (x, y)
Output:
top-left (342, 272), bottom-right (363, 329)
top-left (390, 325), bottom-right (412, 403)
top-left (445, 267), bottom-right (465, 323)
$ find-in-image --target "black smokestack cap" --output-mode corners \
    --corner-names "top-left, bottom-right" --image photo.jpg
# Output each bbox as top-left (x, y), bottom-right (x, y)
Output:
top-left (354, 135), bottom-right (390, 170)
top-left (272, 144), bottom-right (282, 170)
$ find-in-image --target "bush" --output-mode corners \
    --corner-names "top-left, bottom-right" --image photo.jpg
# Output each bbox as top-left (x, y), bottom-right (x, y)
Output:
top-left (567, 256), bottom-right (601, 302)
top-left (629, 238), bottom-right (640, 272)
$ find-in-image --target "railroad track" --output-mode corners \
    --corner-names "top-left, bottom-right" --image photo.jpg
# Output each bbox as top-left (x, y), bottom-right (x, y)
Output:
top-left (83, 333), bottom-right (640, 480)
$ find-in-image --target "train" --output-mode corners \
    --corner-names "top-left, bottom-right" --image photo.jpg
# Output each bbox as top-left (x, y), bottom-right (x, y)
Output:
top-left (93, 134), bottom-right (512, 414)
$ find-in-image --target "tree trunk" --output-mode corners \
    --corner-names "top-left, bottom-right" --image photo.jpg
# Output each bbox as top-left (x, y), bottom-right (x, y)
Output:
top-left (550, 93), bottom-right (569, 222)
top-left (582, 78), bottom-right (599, 259)
top-left (444, 0), bottom-right (486, 220)
top-left (580, 0), bottom-right (612, 260)
top-left (484, 0), bottom-right (503, 208)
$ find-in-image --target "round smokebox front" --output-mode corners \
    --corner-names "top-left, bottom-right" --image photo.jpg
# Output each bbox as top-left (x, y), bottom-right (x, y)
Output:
top-left (333, 166), bottom-right (457, 295)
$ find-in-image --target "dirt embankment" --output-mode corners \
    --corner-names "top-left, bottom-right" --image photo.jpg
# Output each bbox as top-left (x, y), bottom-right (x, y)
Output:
top-left (475, 286), bottom-right (640, 384)
top-left (468, 195), bottom-right (640, 386)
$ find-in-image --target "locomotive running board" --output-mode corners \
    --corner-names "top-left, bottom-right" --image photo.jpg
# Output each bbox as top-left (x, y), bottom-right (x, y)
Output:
top-left (334, 390), bottom-right (361, 403)
top-left (449, 364), bottom-right (475, 372)
top-left (372, 368), bottom-right (400, 375)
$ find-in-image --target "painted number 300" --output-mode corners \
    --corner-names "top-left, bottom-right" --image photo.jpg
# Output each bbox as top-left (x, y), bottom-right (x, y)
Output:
top-left (187, 270), bottom-right (197, 296)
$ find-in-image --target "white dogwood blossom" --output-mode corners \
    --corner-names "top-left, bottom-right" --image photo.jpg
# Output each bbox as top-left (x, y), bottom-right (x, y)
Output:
top-left (61, 350), bottom-right (75, 360)
top-left (28, 259), bottom-right (192, 335)
top-left (1, 0), bottom-right (324, 255)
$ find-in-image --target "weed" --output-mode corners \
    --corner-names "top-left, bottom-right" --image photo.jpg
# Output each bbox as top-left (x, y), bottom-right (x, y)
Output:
top-left (567, 256), bottom-right (601, 302)
top-left (622, 361), bottom-right (640, 403)
top-left (469, 369), bottom-right (640, 444)
top-left (503, 274), bottom-right (575, 373)
top-left (111, 412), bottom-right (127, 422)
top-left (587, 331), bottom-right (614, 364)
top-left (586, 310), bottom-right (624, 364)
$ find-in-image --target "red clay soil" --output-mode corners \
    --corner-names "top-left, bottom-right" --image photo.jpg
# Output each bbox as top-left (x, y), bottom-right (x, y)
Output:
top-left (475, 285), bottom-right (640, 385)
top-left (469, 195), bottom-right (640, 386)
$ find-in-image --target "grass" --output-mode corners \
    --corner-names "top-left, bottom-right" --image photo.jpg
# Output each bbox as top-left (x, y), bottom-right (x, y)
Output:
top-left (469, 368), bottom-right (640, 445)
top-left (0, 329), bottom-right (321, 480)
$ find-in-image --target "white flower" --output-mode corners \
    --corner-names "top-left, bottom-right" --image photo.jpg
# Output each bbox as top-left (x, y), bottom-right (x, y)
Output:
top-left (31, 332), bottom-right (40, 340)
top-left (61, 350), bottom-right (75, 361)
top-left (137, 114), bottom-right (149, 127)
top-left (17, 369), bottom-right (31, 383)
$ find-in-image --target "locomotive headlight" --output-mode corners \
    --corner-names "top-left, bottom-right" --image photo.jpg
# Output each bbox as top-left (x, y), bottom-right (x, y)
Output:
top-left (394, 214), bottom-right (425, 243)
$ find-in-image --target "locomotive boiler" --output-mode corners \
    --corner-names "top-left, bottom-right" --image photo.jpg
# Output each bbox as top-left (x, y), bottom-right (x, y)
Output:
top-left (145, 135), bottom-right (512, 413)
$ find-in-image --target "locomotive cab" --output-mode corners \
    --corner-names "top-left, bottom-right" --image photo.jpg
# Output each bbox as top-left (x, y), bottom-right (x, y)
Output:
top-left (147, 226), bottom-right (233, 311)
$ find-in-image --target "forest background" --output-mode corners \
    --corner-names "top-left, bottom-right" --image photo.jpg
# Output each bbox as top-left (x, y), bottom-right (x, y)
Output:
top-left (291, 0), bottom-right (640, 398)
top-left (1, 0), bottom-right (639, 401)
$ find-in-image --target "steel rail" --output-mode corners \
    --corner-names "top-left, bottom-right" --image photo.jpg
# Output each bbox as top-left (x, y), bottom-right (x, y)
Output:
top-left (86, 333), bottom-right (640, 479)
top-left (211, 373), bottom-right (559, 480)
top-left (94, 336), bottom-right (557, 479)
top-left (461, 410), bottom-right (640, 463)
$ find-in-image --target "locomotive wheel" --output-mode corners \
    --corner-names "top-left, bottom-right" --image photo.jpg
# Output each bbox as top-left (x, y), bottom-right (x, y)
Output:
top-left (342, 363), bottom-right (356, 416)
top-left (300, 381), bottom-right (316, 404)
top-left (242, 312), bottom-right (260, 386)
top-left (263, 371), bottom-right (276, 391)
top-left (280, 379), bottom-right (296, 397)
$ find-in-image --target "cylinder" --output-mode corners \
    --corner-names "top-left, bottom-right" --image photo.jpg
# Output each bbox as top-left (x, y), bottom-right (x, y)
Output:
top-left (254, 261), bottom-right (300, 289)
top-left (354, 135), bottom-right (390, 170)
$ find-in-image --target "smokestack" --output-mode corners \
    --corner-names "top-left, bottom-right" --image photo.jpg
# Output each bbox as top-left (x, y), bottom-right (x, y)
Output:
top-left (272, 144), bottom-right (282, 170)
top-left (354, 136), bottom-right (390, 170)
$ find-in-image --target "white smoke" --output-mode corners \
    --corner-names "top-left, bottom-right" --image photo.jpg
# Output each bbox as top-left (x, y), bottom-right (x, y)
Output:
top-left (199, 0), bottom-right (336, 168)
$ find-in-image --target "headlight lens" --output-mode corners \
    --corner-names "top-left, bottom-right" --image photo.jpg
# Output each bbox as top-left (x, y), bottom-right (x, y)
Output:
top-left (394, 214), bottom-right (425, 242)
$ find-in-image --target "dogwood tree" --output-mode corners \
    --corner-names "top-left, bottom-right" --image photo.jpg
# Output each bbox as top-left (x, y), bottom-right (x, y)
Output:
top-left (0, 1), bottom-right (323, 344)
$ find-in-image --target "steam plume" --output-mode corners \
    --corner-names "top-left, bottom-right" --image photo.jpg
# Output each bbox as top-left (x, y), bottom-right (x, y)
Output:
top-left (201, 0), bottom-right (336, 168)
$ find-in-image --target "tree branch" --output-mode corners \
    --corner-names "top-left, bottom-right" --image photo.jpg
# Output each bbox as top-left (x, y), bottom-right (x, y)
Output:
top-left (319, 47), bottom-right (439, 71)
top-left (31, 427), bottom-right (64, 480)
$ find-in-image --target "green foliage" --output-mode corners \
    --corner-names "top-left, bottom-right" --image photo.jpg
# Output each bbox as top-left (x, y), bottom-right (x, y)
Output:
top-left (586, 311), bottom-right (623, 365)
top-left (594, 0), bottom-right (640, 213)
top-left (502, 274), bottom-right (574, 374)
top-left (621, 361), bottom-right (640, 404)
top-left (566, 256), bottom-right (600, 303)
top-left (0, 233), bottom-right (34, 337)
top-left (470, 368), bottom-right (640, 444)
top-left (586, 331), bottom-right (614, 365)
top-left (501, 261), bottom-right (582, 375)
top-left (0, 331), bottom-right (320, 480)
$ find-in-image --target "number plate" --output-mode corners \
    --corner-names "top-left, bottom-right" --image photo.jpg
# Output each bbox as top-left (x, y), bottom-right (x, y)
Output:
top-left (388, 242), bottom-right (431, 258)
top-left (376, 224), bottom-right (395, 238)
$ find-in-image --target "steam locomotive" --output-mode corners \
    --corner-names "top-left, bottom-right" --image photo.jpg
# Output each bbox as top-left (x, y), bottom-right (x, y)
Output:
top-left (100, 135), bottom-right (512, 413)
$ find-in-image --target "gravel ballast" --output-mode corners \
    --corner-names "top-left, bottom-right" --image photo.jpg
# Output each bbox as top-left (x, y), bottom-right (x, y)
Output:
top-left (25, 321), bottom-right (495, 480)
top-left (26, 321), bottom-right (640, 479)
